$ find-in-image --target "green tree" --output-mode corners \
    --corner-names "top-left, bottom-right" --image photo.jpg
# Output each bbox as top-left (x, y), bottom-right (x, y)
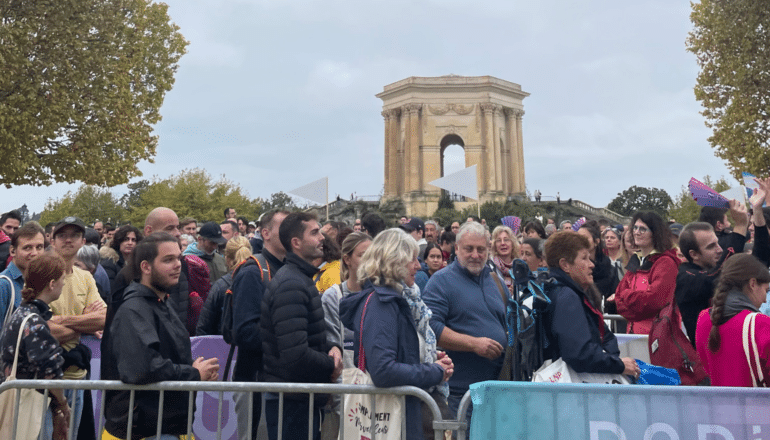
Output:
top-left (458, 199), bottom-right (539, 230)
top-left (40, 185), bottom-right (125, 226)
top-left (259, 192), bottom-right (300, 212)
top-left (607, 186), bottom-right (673, 218)
top-left (432, 207), bottom-right (461, 229)
top-left (128, 169), bottom-right (261, 225)
top-left (668, 175), bottom-right (731, 224)
top-left (120, 180), bottom-right (150, 214)
top-left (687, 0), bottom-right (770, 178)
top-left (0, 0), bottom-right (188, 187)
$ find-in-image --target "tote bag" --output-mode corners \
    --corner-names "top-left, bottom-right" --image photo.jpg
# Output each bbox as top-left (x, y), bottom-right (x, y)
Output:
top-left (340, 292), bottom-right (402, 440)
top-left (532, 358), bottom-right (631, 384)
top-left (0, 313), bottom-right (51, 440)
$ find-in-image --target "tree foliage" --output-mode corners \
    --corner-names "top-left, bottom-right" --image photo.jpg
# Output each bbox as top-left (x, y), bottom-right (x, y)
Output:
top-left (40, 169), bottom-right (262, 227)
top-left (607, 186), bottom-right (673, 218)
top-left (40, 185), bottom-right (125, 226)
top-left (0, 0), bottom-right (188, 187)
top-left (687, 0), bottom-right (770, 178)
top-left (126, 169), bottom-right (262, 225)
top-left (668, 175), bottom-right (731, 225)
top-left (258, 192), bottom-right (300, 212)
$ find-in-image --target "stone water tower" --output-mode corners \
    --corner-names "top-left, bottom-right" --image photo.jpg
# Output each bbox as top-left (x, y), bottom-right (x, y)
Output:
top-left (377, 75), bottom-right (529, 217)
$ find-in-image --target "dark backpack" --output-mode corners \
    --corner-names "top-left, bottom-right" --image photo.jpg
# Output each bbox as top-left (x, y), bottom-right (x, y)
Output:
top-left (497, 259), bottom-right (557, 381)
top-left (222, 253), bottom-right (271, 344)
top-left (221, 253), bottom-right (270, 381)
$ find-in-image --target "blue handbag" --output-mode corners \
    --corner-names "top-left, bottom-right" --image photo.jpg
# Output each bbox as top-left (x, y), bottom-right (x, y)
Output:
top-left (635, 359), bottom-right (681, 385)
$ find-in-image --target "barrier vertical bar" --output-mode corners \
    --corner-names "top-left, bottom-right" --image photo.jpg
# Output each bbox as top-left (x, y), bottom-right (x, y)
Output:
top-left (68, 390), bottom-right (76, 440)
top-left (217, 390), bottom-right (224, 440)
top-left (247, 391), bottom-right (254, 440)
top-left (41, 388), bottom-right (50, 438)
top-left (98, 388), bottom-right (107, 440)
top-left (401, 395), bottom-right (406, 440)
top-left (339, 391), bottom-right (345, 440)
top-left (187, 390), bottom-right (194, 439)
top-left (126, 390), bottom-right (136, 440)
top-left (11, 387), bottom-right (20, 439)
top-left (156, 390), bottom-right (165, 439)
top-left (308, 392), bottom-right (315, 440)
top-left (278, 392), bottom-right (284, 440)
top-left (371, 391), bottom-right (377, 438)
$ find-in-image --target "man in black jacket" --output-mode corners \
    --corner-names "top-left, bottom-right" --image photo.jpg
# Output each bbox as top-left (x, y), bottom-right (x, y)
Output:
top-left (101, 233), bottom-right (219, 439)
top-left (261, 212), bottom-right (342, 440)
top-left (677, 199), bottom-right (763, 346)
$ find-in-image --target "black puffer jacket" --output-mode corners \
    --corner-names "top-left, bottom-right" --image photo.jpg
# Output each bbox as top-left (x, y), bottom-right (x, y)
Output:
top-left (195, 272), bottom-right (231, 336)
top-left (261, 252), bottom-right (335, 388)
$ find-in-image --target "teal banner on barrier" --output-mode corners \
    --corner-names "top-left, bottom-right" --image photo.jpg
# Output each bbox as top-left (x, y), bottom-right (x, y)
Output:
top-left (469, 381), bottom-right (770, 440)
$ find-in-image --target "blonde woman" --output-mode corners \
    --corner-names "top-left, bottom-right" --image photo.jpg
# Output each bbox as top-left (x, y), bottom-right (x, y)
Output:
top-left (195, 236), bottom-right (252, 336)
top-left (491, 225), bottom-right (519, 293)
top-left (340, 228), bottom-right (453, 440)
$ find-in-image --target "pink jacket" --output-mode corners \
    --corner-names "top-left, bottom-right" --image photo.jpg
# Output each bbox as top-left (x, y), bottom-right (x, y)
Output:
top-left (615, 249), bottom-right (680, 335)
top-left (696, 309), bottom-right (770, 387)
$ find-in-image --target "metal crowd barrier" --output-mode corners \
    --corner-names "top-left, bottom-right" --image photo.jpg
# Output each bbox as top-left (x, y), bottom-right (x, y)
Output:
top-left (0, 379), bottom-right (461, 440)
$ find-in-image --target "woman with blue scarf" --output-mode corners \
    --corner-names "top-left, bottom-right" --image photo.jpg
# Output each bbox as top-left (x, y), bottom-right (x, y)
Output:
top-left (340, 228), bottom-right (453, 440)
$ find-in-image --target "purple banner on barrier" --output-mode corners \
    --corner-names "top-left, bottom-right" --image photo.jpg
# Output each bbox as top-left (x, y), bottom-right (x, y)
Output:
top-left (83, 335), bottom-right (239, 440)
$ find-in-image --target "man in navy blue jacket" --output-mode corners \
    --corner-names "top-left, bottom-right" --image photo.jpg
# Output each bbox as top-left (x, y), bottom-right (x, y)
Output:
top-left (423, 222), bottom-right (507, 423)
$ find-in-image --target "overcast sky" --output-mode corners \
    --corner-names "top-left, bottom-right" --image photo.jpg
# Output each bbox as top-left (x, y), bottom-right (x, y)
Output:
top-left (5, 0), bottom-right (737, 216)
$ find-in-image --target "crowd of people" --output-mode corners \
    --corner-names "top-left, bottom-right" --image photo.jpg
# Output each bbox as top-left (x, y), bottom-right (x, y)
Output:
top-left (1, 184), bottom-right (770, 439)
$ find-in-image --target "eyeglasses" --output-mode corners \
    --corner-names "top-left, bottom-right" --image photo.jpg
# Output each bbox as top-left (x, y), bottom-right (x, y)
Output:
top-left (56, 231), bottom-right (83, 240)
top-left (633, 225), bottom-right (649, 234)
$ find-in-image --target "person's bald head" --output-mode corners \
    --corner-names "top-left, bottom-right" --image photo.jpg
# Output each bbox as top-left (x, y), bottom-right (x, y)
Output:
top-left (144, 207), bottom-right (181, 239)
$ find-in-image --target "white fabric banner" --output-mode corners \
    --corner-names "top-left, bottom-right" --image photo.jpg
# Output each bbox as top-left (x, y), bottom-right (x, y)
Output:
top-left (288, 177), bottom-right (328, 205)
top-left (428, 165), bottom-right (478, 200)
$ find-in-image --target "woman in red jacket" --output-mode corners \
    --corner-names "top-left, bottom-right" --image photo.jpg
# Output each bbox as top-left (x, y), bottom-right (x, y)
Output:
top-left (612, 212), bottom-right (679, 335)
top-left (696, 253), bottom-right (770, 386)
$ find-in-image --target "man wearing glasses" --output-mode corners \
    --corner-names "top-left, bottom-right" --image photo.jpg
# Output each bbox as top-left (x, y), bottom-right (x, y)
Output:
top-left (47, 216), bottom-right (107, 438)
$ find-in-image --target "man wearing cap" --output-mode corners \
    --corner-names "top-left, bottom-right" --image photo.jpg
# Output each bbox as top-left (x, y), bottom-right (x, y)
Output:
top-left (183, 221), bottom-right (228, 284)
top-left (400, 217), bottom-right (427, 256)
top-left (47, 216), bottom-right (106, 438)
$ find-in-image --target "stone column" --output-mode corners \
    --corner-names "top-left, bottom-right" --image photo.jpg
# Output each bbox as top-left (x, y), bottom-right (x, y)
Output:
top-left (504, 108), bottom-right (517, 196)
top-left (492, 106), bottom-right (503, 194)
top-left (515, 109), bottom-right (526, 192)
top-left (382, 110), bottom-right (392, 197)
top-left (390, 108), bottom-right (402, 195)
top-left (479, 103), bottom-right (498, 194)
top-left (404, 103), bottom-right (422, 195)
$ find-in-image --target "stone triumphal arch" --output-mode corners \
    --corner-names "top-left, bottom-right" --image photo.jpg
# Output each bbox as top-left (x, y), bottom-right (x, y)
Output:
top-left (377, 75), bottom-right (529, 217)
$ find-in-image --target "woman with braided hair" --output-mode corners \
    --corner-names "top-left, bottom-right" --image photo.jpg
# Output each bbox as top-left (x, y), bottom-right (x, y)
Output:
top-left (695, 253), bottom-right (770, 387)
top-left (0, 253), bottom-right (71, 439)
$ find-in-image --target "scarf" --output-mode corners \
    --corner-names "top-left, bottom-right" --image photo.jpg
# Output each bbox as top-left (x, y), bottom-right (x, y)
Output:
top-left (492, 256), bottom-right (514, 292)
top-left (719, 290), bottom-right (760, 325)
top-left (401, 283), bottom-right (449, 398)
top-left (182, 241), bottom-right (207, 257)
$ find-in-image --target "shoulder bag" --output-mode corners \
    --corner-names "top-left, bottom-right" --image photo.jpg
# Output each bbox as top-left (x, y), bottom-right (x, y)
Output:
top-left (742, 312), bottom-right (767, 387)
top-left (0, 313), bottom-right (52, 440)
top-left (648, 299), bottom-right (708, 385)
top-left (339, 292), bottom-right (402, 440)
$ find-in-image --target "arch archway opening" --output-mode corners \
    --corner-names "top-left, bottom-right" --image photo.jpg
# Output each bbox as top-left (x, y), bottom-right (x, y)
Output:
top-left (440, 134), bottom-right (465, 177)
top-left (440, 134), bottom-right (466, 202)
